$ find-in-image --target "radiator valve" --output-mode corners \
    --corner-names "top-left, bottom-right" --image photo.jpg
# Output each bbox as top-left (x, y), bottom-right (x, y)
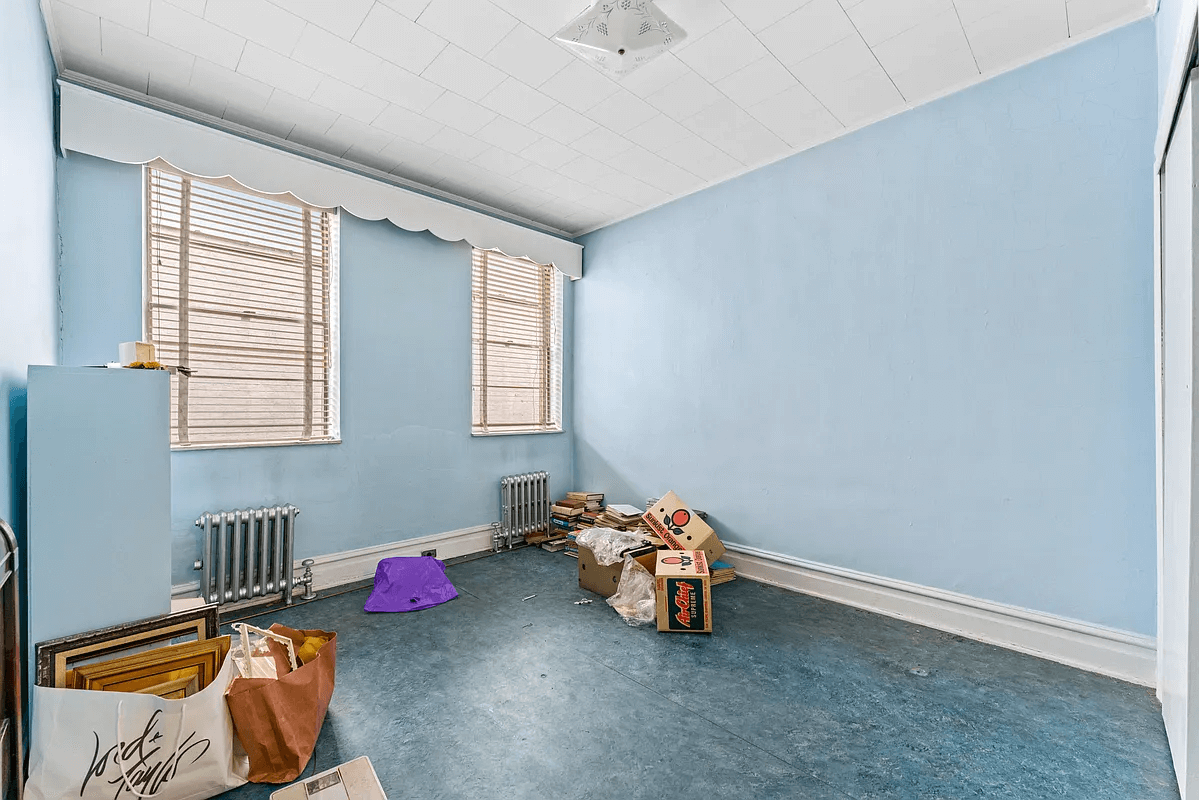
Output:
top-left (295, 558), bottom-right (316, 601)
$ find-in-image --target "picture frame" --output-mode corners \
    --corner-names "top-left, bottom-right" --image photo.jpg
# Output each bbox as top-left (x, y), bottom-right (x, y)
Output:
top-left (69, 636), bottom-right (230, 694)
top-left (35, 603), bottom-right (219, 688)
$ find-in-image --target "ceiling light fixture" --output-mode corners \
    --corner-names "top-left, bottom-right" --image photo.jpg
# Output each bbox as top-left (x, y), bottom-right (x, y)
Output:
top-left (552, 1), bottom-right (687, 78)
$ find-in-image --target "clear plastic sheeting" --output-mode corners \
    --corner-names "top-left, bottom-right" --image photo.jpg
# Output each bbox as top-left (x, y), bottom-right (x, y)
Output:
top-left (607, 557), bottom-right (656, 626)
top-left (576, 527), bottom-right (648, 566)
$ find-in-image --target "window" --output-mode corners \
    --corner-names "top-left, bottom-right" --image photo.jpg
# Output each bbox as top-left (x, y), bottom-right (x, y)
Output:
top-left (145, 162), bottom-right (339, 448)
top-left (471, 248), bottom-right (563, 434)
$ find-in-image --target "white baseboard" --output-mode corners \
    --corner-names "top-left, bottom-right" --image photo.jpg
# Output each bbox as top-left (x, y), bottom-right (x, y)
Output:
top-left (172, 523), bottom-right (496, 601)
top-left (722, 543), bottom-right (1157, 688)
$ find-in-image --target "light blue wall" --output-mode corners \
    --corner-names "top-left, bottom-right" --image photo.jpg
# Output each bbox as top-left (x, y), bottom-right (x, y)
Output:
top-left (57, 153), bottom-right (574, 584)
top-left (575, 20), bottom-right (1158, 635)
top-left (0, 0), bottom-right (58, 538)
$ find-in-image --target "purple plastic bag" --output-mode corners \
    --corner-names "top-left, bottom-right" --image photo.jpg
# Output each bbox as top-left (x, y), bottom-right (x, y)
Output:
top-left (364, 556), bottom-right (459, 612)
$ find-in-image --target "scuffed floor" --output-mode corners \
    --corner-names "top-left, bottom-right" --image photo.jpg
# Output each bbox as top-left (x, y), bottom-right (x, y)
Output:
top-left (219, 547), bottom-right (1178, 799)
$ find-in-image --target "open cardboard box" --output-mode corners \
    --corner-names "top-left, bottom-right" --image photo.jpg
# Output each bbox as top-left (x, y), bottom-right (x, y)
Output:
top-left (643, 490), bottom-right (726, 564)
top-left (578, 542), bottom-right (658, 598)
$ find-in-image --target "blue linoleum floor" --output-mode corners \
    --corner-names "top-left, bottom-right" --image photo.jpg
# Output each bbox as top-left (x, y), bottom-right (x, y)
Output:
top-left (219, 547), bottom-right (1178, 799)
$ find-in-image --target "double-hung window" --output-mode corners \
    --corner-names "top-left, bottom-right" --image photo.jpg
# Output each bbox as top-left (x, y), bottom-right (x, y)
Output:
top-left (471, 248), bottom-right (563, 434)
top-left (145, 162), bottom-right (340, 448)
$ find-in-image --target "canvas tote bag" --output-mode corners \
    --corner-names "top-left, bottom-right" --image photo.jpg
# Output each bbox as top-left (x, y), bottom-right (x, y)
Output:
top-left (25, 649), bottom-right (249, 800)
top-left (224, 624), bottom-right (336, 783)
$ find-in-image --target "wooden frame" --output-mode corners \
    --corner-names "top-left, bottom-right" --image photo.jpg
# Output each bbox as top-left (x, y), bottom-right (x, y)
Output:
top-left (35, 603), bottom-right (219, 689)
top-left (70, 636), bottom-right (230, 694)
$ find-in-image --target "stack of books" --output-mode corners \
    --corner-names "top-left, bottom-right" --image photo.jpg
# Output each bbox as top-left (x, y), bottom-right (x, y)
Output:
top-left (566, 491), bottom-right (604, 511)
top-left (710, 560), bottom-right (736, 585)
top-left (564, 530), bottom-right (579, 558)
top-left (595, 504), bottom-right (645, 530)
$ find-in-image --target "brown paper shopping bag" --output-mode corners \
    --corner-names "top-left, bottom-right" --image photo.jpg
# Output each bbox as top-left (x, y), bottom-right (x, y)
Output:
top-left (224, 624), bottom-right (336, 783)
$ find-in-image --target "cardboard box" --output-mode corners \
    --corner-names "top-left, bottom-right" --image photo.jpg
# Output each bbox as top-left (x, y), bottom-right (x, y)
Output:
top-left (643, 490), bottom-right (725, 564)
top-left (578, 542), bottom-right (657, 598)
top-left (119, 341), bottom-right (155, 365)
top-left (655, 550), bottom-right (712, 633)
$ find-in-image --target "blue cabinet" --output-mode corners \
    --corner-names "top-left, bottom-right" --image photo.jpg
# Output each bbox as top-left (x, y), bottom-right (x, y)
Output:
top-left (26, 366), bottom-right (171, 651)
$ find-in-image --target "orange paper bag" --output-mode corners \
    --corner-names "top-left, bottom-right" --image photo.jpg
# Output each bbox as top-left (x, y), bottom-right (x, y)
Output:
top-left (224, 624), bottom-right (336, 783)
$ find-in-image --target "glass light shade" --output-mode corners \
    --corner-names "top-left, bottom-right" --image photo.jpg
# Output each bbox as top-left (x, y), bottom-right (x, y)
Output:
top-left (552, 1), bottom-right (687, 78)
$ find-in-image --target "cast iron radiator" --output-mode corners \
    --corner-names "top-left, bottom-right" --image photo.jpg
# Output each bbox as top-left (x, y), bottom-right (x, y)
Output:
top-left (194, 505), bottom-right (299, 605)
top-left (496, 472), bottom-right (549, 550)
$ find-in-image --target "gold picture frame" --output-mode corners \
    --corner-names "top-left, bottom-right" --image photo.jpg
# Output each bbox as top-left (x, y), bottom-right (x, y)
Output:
top-left (70, 636), bottom-right (230, 694)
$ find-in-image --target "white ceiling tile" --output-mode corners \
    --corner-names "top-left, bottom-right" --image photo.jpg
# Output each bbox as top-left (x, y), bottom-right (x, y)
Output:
top-left (472, 146), bottom-right (533, 177)
top-left (617, 53), bottom-right (690, 98)
top-left (748, 84), bottom-right (843, 147)
top-left (341, 145), bottom-right (405, 175)
top-left (420, 45), bottom-right (507, 101)
top-left (479, 78), bottom-right (557, 124)
top-left (162, 0), bottom-right (205, 15)
top-left (351, 3), bottom-right (447, 75)
top-left (758, 0), bottom-right (856, 67)
top-left (1066, 0), bottom-right (1147, 36)
top-left (590, 172), bottom-right (670, 207)
top-left (372, 102), bottom-right (444, 142)
top-left (573, 126), bottom-right (636, 161)
top-left (424, 127), bottom-right (490, 161)
top-left (557, 154), bottom-right (616, 185)
top-left (474, 113), bottom-right (542, 153)
top-left (190, 58), bottom-right (273, 112)
top-left (538, 61), bottom-right (620, 113)
top-left (50, 1), bottom-right (101, 56)
top-left (519, 137), bottom-right (580, 170)
top-left (658, 0), bottom-right (734, 48)
top-left (291, 25), bottom-right (382, 86)
top-left (721, 0), bottom-right (810, 33)
top-left (423, 91), bottom-right (498, 134)
top-left (715, 55), bottom-right (800, 108)
top-left (262, 89), bottom-right (339, 134)
top-left (276, 0), bottom-right (375, 40)
top-left (287, 125), bottom-right (351, 157)
top-left (379, 0), bottom-right (432, 20)
top-left (323, 116), bottom-right (396, 153)
top-left (483, 23), bottom-right (575, 87)
top-left (954, 0), bottom-right (1024, 25)
top-left (379, 136), bottom-right (444, 169)
top-left (788, 33), bottom-right (878, 100)
top-left (236, 43), bottom-right (322, 99)
top-left (148, 0), bottom-right (244, 69)
top-left (964, 0), bottom-right (1068, 73)
top-left (100, 19), bottom-right (194, 93)
top-left (886, 46), bottom-right (979, 103)
top-left (488, 0), bottom-right (570, 36)
top-left (872, 10), bottom-right (974, 77)
top-left (149, 68), bottom-right (215, 113)
top-left (221, 101), bottom-right (297, 139)
top-left (675, 18), bottom-right (768, 83)
top-left (511, 162), bottom-right (573, 194)
top-left (644, 70), bottom-right (723, 120)
top-left (625, 114), bottom-right (691, 153)
top-left (203, 0), bottom-right (305, 56)
top-left (60, 0), bottom-right (150, 34)
top-left (808, 65), bottom-right (906, 127)
top-left (529, 104), bottom-right (597, 145)
top-left (587, 89), bottom-right (659, 135)
top-left (309, 77), bottom-right (389, 123)
top-left (660, 132), bottom-right (743, 181)
top-left (844, 0), bottom-right (956, 47)
top-left (361, 63), bottom-right (445, 113)
top-left (416, 0), bottom-right (518, 56)
top-left (684, 98), bottom-right (792, 166)
top-left (614, 147), bottom-right (703, 194)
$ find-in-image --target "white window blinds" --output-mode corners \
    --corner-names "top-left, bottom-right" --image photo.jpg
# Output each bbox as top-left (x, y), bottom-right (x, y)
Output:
top-left (146, 163), bottom-right (340, 448)
top-left (471, 249), bottom-right (563, 435)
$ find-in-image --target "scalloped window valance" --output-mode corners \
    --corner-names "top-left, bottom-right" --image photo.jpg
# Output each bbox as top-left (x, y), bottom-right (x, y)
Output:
top-left (57, 81), bottom-right (583, 279)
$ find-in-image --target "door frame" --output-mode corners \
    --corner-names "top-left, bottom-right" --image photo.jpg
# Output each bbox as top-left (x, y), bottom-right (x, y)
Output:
top-left (1157, 9), bottom-right (1199, 696)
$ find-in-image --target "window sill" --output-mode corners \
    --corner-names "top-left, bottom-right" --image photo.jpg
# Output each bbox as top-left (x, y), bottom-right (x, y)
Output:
top-left (471, 429), bottom-right (565, 437)
top-left (171, 438), bottom-right (342, 453)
